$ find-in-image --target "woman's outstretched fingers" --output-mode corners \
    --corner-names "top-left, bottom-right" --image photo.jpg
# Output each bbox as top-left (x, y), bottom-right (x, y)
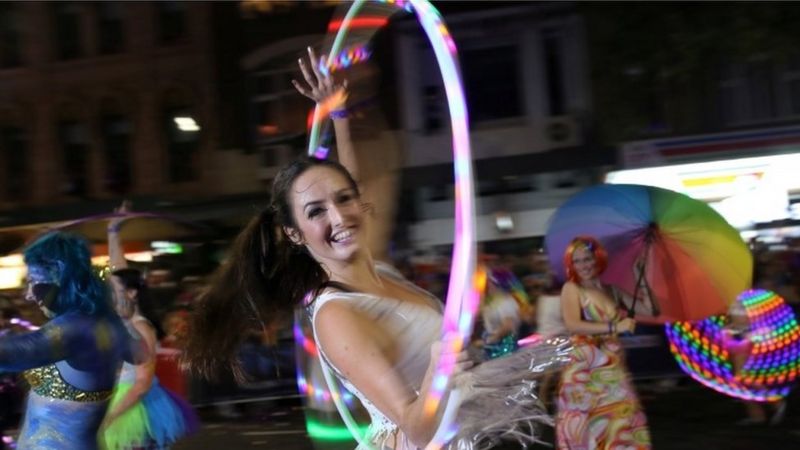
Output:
top-left (291, 78), bottom-right (313, 99)
top-left (307, 47), bottom-right (325, 85)
top-left (297, 57), bottom-right (318, 94)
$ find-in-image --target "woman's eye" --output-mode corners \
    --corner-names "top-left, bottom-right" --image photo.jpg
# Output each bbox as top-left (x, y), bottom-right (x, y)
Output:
top-left (308, 208), bottom-right (323, 218)
top-left (337, 194), bottom-right (355, 204)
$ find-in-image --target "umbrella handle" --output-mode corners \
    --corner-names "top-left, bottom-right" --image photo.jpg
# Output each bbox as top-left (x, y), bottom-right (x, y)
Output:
top-left (629, 250), bottom-right (662, 319)
top-left (629, 250), bottom-right (650, 319)
top-left (629, 267), bottom-right (645, 319)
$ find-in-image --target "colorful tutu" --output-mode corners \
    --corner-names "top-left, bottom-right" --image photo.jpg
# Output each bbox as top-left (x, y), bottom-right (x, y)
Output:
top-left (102, 378), bottom-right (199, 449)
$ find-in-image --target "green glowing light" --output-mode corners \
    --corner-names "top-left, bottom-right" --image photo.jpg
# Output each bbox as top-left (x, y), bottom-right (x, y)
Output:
top-left (305, 418), bottom-right (369, 441)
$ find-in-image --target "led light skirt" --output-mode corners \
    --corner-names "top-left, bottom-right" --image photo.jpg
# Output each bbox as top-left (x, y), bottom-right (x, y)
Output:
top-left (666, 289), bottom-right (800, 402)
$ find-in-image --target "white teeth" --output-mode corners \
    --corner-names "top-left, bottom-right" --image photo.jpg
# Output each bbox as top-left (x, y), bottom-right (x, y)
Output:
top-left (331, 230), bottom-right (354, 243)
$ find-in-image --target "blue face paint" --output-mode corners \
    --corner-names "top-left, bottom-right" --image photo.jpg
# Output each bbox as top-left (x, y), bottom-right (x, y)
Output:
top-left (27, 263), bottom-right (62, 286)
top-left (26, 264), bottom-right (64, 315)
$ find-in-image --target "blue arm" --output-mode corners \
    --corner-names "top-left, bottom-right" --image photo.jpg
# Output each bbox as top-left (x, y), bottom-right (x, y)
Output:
top-left (0, 315), bottom-right (78, 372)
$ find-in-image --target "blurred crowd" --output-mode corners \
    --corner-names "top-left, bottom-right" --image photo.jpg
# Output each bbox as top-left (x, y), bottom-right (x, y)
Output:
top-left (2, 235), bottom-right (799, 423)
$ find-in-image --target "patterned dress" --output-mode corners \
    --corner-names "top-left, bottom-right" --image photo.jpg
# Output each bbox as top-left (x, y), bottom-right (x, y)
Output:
top-left (556, 287), bottom-right (651, 450)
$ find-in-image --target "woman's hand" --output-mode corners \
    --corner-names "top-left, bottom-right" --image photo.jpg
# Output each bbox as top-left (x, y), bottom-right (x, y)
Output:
top-left (616, 317), bottom-right (636, 334)
top-left (100, 413), bottom-right (118, 430)
top-left (430, 333), bottom-right (474, 378)
top-left (292, 47), bottom-right (348, 111)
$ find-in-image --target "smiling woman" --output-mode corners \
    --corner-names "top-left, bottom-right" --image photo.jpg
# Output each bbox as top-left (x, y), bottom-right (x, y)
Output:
top-left (286, 166), bottom-right (366, 265)
top-left (185, 47), bottom-right (571, 450)
top-left (557, 235), bottom-right (660, 450)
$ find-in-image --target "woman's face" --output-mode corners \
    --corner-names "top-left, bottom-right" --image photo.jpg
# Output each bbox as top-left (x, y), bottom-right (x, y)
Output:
top-left (24, 264), bottom-right (59, 317)
top-left (286, 166), bottom-right (366, 265)
top-left (571, 247), bottom-right (597, 281)
top-left (24, 281), bottom-right (57, 318)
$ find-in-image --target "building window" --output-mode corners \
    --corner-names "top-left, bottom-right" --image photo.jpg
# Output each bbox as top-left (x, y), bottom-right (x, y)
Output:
top-left (101, 115), bottom-right (132, 193)
top-left (53, 2), bottom-right (83, 60)
top-left (542, 27), bottom-right (566, 116)
top-left (782, 54), bottom-right (800, 116)
top-left (96, 3), bottom-right (125, 55)
top-left (157, 1), bottom-right (187, 44)
top-left (58, 121), bottom-right (89, 197)
top-left (0, 4), bottom-right (22, 68)
top-left (249, 66), bottom-right (308, 149)
top-left (421, 85), bottom-right (444, 134)
top-left (717, 59), bottom-right (786, 126)
top-left (462, 44), bottom-right (522, 123)
top-left (0, 126), bottom-right (28, 200)
top-left (163, 107), bottom-right (200, 183)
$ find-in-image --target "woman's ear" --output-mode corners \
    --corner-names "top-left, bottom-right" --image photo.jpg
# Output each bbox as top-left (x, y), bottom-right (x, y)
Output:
top-left (283, 226), bottom-right (303, 245)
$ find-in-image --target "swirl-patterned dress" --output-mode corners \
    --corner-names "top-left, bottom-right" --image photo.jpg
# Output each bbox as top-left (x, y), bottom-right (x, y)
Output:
top-left (556, 286), bottom-right (651, 450)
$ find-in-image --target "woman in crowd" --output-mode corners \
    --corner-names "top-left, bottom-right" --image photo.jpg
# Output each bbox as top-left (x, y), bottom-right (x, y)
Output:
top-left (557, 236), bottom-right (660, 449)
top-left (477, 264), bottom-right (526, 360)
top-left (723, 300), bottom-right (787, 426)
top-left (186, 48), bottom-right (569, 450)
top-left (101, 208), bottom-right (198, 449)
top-left (0, 232), bottom-right (143, 449)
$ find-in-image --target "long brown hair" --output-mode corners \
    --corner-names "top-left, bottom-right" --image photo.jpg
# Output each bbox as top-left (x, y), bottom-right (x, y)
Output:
top-left (184, 157), bottom-right (360, 381)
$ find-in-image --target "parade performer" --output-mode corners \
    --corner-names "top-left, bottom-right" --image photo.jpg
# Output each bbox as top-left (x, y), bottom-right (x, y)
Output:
top-left (0, 232), bottom-right (144, 449)
top-left (186, 49), bottom-right (570, 450)
top-left (722, 298), bottom-right (788, 426)
top-left (101, 207), bottom-right (198, 449)
top-left (478, 265), bottom-right (525, 360)
top-left (557, 236), bottom-right (659, 449)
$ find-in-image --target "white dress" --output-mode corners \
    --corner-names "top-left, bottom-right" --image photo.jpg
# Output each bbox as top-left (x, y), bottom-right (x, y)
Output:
top-left (311, 264), bottom-right (572, 450)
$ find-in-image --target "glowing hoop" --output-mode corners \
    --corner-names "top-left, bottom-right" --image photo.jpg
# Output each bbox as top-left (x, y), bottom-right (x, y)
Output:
top-left (306, 1), bottom-right (478, 448)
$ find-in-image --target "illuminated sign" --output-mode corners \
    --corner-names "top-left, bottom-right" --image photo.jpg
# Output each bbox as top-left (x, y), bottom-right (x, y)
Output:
top-left (606, 153), bottom-right (800, 228)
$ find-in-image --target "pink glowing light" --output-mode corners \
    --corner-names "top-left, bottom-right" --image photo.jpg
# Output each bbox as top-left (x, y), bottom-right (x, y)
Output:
top-left (307, 1), bottom-right (477, 448)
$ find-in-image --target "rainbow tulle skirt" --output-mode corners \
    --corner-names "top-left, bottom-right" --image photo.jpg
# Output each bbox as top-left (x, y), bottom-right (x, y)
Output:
top-left (102, 378), bottom-right (198, 449)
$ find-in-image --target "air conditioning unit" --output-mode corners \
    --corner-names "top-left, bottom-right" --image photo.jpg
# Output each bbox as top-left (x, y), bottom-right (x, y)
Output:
top-left (540, 115), bottom-right (582, 149)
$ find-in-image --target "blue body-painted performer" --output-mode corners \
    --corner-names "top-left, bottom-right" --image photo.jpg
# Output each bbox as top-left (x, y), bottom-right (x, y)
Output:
top-left (0, 232), bottom-right (145, 449)
top-left (101, 206), bottom-right (198, 449)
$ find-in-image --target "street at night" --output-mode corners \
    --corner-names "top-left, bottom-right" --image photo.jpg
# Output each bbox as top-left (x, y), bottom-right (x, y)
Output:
top-left (3, 2), bottom-right (800, 450)
top-left (173, 381), bottom-right (800, 450)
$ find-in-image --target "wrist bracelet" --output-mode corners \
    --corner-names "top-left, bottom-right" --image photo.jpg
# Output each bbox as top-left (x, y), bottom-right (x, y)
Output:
top-left (330, 109), bottom-right (349, 120)
top-left (108, 224), bottom-right (121, 233)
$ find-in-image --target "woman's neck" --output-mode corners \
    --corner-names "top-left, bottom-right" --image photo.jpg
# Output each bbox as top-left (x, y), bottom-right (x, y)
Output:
top-left (325, 253), bottom-right (383, 292)
top-left (579, 277), bottom-right (602, 289)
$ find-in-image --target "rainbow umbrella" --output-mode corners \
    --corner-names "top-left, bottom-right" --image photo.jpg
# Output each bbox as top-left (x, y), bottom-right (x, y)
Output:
top-left (544, 184), bottom-right (753, 322)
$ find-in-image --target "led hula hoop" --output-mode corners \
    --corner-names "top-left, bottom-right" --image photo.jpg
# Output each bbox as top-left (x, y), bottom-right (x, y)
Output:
top-left (292, 308), bottom-right (370, 441)
top-left (665, 289), bottom-right (800, 402)
top-left (307, 1), bottom-right (478, 448)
